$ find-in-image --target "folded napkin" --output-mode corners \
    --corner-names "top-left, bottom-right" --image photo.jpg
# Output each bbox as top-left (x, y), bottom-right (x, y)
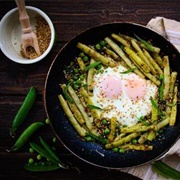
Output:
top-left (147, 17), bottom-right (180, 52)
top-left (120, 17), bottom-right (180, 180)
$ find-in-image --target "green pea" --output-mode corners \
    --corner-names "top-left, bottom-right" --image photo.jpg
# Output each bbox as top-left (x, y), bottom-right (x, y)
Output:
top-left (53, 137), bottom-right (57, 143)
top-left (119, 148), bottom-right (125, 153)
top-left (73, 84), bottom-right (79, 90)
top-left (112, 147), bottom-right (119, 152)
top-left (28, 158), bottom-right (34, 164)
top-left (86, 136), bottom-right (92, 141)
top-left (100, 40), bottom-right (106, 47)
top-left (29, 147), bottom-right (34, 153)
top-left (102, 118), bottom-right (108, 125)
top-left (74, 68), bottom-right (79, 73)
top-left (158, 129), bottom-right (163, 134)
top-left (76, 79), bottom-right (82, 85)
top-left (73, 75), bottom-right (78, 80)
top-left (79, 74), bottom-right (85, 80)
top-left (37, 154), bottom-right (42, 160)
top-left (95, 43), bottom-right (101, 50)
top-left (45, 118), bottom-right (50, 124)
top-left (104, 128), bottom-right (110, 134)
top-left (83, 56), bottom-right (89, 62)
top-left (132, 139), bottom-right (138, 144)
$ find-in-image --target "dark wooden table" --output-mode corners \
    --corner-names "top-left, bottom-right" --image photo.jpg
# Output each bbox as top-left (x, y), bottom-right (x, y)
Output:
top-left (0, 0), bottom-right (180, 179)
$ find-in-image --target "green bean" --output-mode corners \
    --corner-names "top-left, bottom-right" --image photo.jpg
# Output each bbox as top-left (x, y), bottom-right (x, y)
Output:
top-left (39, 136), bottom-right (60, 163)
top-left (24, 162), bottom-right (61, 172)
top-left (8, 121), bottom-right (44, 152)
top-left (10, 86), bottom-right (36, 136)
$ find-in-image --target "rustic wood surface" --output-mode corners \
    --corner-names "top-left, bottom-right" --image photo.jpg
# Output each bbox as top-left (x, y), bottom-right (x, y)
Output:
top-left (0, 0), bottom-right (180, 179)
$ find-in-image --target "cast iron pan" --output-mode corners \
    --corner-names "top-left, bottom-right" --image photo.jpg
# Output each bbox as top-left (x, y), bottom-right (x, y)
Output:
top-left (44, 22), bottom-right (180, 169)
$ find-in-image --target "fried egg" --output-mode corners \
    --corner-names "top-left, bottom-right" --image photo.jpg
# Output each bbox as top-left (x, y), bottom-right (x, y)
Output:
top-left (91, 64), bottom-right (158, 126)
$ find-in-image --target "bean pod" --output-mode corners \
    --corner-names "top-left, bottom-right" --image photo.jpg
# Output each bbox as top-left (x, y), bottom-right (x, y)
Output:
top-left (152, 160), bottom-right (180, 179)
top-left (39, 136), bottom-right (60, 163)
top-left (9, 121), bottom-right (44, 152)
top-left (30, 141), bottom-right (58, 164)
top-left (10, 86), bottom-right (36, 136)
top-left (24, 162), bottom-right (61, 172)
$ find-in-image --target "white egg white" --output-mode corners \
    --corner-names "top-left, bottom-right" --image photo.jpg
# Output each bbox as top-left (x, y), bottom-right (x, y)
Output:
top-left (91, 64), bottom-right (158, 127)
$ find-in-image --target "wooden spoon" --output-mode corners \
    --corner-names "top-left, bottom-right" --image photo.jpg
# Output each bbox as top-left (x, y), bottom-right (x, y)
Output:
top-left (15, 0), bottom-right (41, 58)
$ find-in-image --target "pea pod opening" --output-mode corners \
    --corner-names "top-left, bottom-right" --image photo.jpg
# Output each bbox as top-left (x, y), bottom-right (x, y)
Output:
top-left (30, 140), bottom-right (70, 169)
top-left (10, 86), bottom-right (36, 137)
top-left (24, 162), bottom-right (61, 172)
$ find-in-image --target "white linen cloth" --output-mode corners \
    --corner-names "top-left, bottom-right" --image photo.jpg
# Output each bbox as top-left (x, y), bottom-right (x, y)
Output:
top-left (120, 17), bottom-right (180, 180)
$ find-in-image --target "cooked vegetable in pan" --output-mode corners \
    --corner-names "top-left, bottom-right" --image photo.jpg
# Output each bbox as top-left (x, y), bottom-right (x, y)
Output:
top-left (58, 33), bottom-right (179, 153)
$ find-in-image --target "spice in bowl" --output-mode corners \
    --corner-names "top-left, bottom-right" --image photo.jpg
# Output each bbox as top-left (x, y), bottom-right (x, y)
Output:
top-left (20, 16), bottom-right (51, 59)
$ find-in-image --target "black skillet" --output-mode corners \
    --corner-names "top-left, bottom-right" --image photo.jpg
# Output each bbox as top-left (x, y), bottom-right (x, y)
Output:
top-left (44, 22), bottom-right (180, 169)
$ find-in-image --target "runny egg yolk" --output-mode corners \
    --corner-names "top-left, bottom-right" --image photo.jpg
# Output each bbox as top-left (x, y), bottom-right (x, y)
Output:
top-left (123, 76), bottom-right (146, 101)
top-left (99, 74), bottom-right (146, 101)
top-left (99, 75), bottom-right (122, 99)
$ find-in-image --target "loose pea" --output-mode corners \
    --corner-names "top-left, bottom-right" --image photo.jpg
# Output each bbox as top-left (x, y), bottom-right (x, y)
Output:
top-left (112, 147), bottom-right (119, 152)
top-left (100, 40), bottom-right (106, 47)
top-left (37, 154), bottom-right (42, 160)
top-left (29, 147), bottom-right (34, 153)
top-left (79, 74), bottom-right (85, 80)
top-left (53, 137), bottom-right (57, 143)
top-left (132, 139), bottom-right (138, 144)
top-left (73, 75), bottom-right (78, 80)
top-left (95, 43), bottom-right (101, 50)
top-left (28, 158), bottom-right (34, 164)
top-left (119, 148), bottom-right (125, 153)
top-left (158, 129), bottom-right (163, 134)
top-left (73, 84), bottom-right (79, 90)
top-left (83, 56), bottom-right (88, 62)
top-left (76, 79), bottom-right (82, 85)
top-left (104, 128), bottom-right (110, 134)
top-left (102, 118), bottom-right (108, 125)
top-left (85, 136), bottom-right (92, 142)
top-left (45, 118), bottom-right (50, 124)
top-left (74, 68), bottom-right (79, 73)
